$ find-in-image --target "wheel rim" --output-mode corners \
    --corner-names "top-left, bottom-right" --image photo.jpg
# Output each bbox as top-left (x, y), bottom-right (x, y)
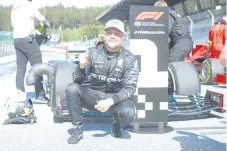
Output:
top-left (201, 63), bottom-right (208, 80)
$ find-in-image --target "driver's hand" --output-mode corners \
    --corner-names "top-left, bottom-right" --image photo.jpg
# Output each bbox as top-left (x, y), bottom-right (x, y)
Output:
top-left (79, 53), bottom-right (88, 69)
top-left (94, 98), bottom-right (114, 112)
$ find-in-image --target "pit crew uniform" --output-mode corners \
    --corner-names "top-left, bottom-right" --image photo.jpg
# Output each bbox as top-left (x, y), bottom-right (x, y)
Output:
top-left (220, 43), bottom-right (227, 67)
top-left (65, 44), bottom-right (139, 142)
top-left (168, 10), bottom-right (193, 63)
top-left (209, 20), bottom-right (226, 52)
top-left (219, 17), bottom-right (227, 67)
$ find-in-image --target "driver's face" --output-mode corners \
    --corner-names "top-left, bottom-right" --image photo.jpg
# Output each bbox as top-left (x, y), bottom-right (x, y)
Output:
top-left (104, 27), bottom-right (124, 49)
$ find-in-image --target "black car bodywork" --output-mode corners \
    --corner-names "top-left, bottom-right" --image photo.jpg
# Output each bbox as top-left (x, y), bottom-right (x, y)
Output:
top-left (26, 56), bottom-right (223, 124)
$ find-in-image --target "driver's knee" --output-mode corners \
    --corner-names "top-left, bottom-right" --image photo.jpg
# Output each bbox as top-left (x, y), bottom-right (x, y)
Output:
top-left (65, 83), bottom-right (82, 96)
top-left (114, 101), bottom-right (136, 125)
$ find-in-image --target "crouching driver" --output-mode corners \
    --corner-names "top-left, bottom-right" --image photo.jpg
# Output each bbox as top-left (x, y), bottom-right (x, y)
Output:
top-left (65, 19), bottom-right (139, 144)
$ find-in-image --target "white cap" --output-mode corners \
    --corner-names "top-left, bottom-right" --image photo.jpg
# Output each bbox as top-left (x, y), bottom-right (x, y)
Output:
top-left (105, 19), bottom-right (125, 34)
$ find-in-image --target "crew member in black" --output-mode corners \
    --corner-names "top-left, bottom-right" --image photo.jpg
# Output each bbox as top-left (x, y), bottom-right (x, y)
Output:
top-left (154, 0), bottom-right (193, 62)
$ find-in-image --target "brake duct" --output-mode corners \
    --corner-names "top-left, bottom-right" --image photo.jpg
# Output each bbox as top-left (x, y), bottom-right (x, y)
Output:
top-left (26, 63), bottom-right (54, 86)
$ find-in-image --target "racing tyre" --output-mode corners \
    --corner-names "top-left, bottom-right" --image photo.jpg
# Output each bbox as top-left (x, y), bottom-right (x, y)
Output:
top-left (45, 60), bottom-right (67, 107)
top-left (168, 61), bottom-right (201, 96)
top-left (51, 62), bottom-right (78, 121)
top-left (200, 58), bottom-right (225, 85)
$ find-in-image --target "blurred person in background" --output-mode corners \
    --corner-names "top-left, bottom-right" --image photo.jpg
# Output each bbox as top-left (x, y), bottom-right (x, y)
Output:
top-left (11, 0), bottom-right (50, 100)
top-left (208, 16), bottom-right (226, 54)
top-left (154, 0), bottom-right (193, 62)
top-left (219, 29), bottom-right (227, 67)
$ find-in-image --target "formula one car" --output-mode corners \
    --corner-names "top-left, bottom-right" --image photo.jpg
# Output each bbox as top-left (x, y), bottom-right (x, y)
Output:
top-left (25, 52), bottom-right (224, 123)
top-left (25, 10), bottom-right (225, 124)
top-left (185, 22), bottom-right (226, 85)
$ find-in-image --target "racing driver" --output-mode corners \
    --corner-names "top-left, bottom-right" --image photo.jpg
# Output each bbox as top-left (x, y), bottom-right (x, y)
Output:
top-left (65, 19), bottom-right (139, 144)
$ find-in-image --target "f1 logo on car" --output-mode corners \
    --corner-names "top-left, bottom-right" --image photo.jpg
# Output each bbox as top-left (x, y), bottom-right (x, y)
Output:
top-left (135, 12), bottom-right (164, 20)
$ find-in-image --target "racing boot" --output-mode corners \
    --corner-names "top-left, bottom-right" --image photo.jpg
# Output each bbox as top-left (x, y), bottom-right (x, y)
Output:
top-left (111, 114), bottom-right (122, 138)
top-left (68, 124), bottom-right (83, 144)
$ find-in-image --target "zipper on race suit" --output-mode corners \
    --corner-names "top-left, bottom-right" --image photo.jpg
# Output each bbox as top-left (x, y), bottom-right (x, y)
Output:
top-left (105, 57), bottom-right (111, 92)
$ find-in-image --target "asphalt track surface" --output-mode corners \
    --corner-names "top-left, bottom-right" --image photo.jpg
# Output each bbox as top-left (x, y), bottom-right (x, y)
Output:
top-left (0, 61), bottom-right (16, 77)
top-left (0, 52), bottom-right (226, 151)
